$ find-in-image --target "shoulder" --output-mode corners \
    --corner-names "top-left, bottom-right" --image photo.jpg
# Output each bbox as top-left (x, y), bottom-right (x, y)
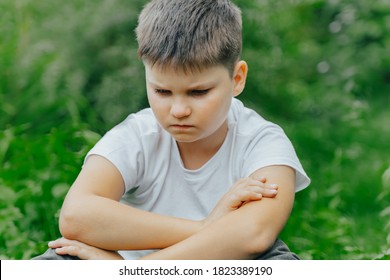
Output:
top-left (86, 108), bottom-right (168, 192)
top-left (111, 108), bottom-right (161, 138)
top-left (228, 99), bottom-right (311, 191)
top-left (87, 107), bottom-right (165, 164)
top-left (95, 108), bottom-right (166, 152)
top-left (229, 98), bottom-right (284, 138)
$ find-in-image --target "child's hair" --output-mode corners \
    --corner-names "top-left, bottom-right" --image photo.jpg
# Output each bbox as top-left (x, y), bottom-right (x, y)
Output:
top-left (136, 0), bottom-right (242, 76)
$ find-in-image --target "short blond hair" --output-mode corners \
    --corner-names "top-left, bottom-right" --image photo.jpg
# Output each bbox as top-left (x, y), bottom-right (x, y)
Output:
top-left (136, 0), bottom-right (242, 75)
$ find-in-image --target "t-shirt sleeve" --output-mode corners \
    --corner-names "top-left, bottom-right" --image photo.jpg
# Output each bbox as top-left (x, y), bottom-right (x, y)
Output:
top-left (241, 123), bottom-right (310, 192)
top-left (84, 115), bottom-right (145, 193)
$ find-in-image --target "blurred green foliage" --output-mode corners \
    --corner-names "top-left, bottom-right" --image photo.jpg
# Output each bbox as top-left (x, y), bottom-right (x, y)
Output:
top-left (1, 0), bottom-right (389, 259)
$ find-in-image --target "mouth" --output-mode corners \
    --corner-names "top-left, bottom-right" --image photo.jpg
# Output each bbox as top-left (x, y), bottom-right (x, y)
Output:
top-left (170, 124), bottom-right (194, 130)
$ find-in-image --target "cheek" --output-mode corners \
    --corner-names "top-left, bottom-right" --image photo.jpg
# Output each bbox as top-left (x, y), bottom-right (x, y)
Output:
top-left (202, 95), bottom-right (231, 123)
top-left (148, 96), bottom-right (169, 123)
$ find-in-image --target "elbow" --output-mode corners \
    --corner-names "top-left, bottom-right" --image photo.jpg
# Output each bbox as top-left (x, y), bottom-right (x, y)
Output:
top-left (246, 228), bottom-right (277, 256)
top-left (59, 206), bottom-right (84, 240)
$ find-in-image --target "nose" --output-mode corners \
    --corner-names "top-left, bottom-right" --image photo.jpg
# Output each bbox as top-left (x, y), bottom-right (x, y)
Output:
top-left (170, 97), bottom-right (191, 119)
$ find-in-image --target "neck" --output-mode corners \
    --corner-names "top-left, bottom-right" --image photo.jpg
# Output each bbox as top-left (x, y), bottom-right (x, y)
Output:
top-left (177, 122), bottom-right (228, 170)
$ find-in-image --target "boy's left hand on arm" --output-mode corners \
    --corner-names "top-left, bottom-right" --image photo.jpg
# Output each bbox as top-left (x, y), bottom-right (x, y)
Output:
top-left (48, 237), bottom-right (123, 260)
top-left (203, 176), bottom-right (278, 227)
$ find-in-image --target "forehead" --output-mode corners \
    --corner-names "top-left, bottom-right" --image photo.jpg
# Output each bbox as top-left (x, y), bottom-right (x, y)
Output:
top-left (144, 62), bottom-right (231, 86)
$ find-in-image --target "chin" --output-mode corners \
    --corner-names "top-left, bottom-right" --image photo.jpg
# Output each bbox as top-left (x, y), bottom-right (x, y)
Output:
top-left (174, 137), bottom-right (196, 143)
top-left (172, 134), bottom-right (200, 143)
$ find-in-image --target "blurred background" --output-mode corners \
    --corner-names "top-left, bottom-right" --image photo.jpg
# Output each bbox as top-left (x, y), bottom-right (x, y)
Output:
top-left (1, 0), bottom-right (389, 259)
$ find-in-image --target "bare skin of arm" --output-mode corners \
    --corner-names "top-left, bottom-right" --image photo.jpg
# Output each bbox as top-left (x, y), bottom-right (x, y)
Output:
top-left (58, 155), bottom-right (278, 252)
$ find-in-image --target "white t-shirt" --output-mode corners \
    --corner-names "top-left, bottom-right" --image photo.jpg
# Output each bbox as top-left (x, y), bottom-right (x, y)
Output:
top-left (86, 98), bottom-right (311, 259)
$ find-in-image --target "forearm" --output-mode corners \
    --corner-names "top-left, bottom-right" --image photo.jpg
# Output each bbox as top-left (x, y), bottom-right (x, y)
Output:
top-left (59, 193), bottom-right (202, 251)
top-left (140, 219), bottom-right (251, 259)
top-left (140, 200), bottom-right (284, 260)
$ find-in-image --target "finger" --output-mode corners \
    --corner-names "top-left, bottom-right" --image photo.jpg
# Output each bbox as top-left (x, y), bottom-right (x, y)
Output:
top-left (253, 185), bottom-right (278, 195)
top-left (260, 183), bottom-right (279, 190)
top-left (49, 237), bottom-right (83, 249)
top-left (229, 190), bottom-right (263, 207)
top-left (55, 242), bottom-right (98, 260)
top-left (259, 188), bottom-right (278, 197)
top-left (250, 179), bottom-right (279, 190)
top-left (243, 180), bottom-right (279, 192)
top-left (55, 245), bottom-right (79, 256)
top-left (234, 178), bottom-right (266, 189)
top-left (48, 238), bottom-right (66, 248)
top-left (55, 245), bottom-right (92, 260)
top-left (252, 175), bottom-right (267, 183)
top-left (259, 184), bottom-right (278, 191)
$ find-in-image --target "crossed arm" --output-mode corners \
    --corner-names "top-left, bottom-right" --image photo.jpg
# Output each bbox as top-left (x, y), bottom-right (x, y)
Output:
top-left (51, 155), bottom-right (295, 259)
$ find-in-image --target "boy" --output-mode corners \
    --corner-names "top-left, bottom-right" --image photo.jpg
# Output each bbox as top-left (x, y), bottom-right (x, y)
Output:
top-left (35, 0), bottom-right (310, 260)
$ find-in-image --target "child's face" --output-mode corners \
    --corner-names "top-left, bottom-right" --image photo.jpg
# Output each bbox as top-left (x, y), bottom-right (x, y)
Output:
top-left (145, 62), bottom-right (246, 145)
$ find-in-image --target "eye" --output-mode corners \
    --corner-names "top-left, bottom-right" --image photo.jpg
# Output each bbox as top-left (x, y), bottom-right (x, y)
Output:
top-left (190, 89), bottom-right (210, 96)
top-left (154, 89), bottom-right (171, 96)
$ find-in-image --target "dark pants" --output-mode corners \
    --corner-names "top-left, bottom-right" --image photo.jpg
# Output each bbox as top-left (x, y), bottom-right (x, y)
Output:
top-left (32, 239), bottom-right (299, 260)
top-left (254, 239), bottom-right (299, 260)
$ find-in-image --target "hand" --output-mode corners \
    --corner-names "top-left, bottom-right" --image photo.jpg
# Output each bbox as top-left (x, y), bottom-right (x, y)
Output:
top-left (48, 237), bottom-right (123, 260)
top-left (203, 177), bottom-right (278, 227)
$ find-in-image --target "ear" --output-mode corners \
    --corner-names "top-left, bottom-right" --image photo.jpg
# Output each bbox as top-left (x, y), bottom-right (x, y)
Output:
top-left (232, 60), bottom-right (248, 97)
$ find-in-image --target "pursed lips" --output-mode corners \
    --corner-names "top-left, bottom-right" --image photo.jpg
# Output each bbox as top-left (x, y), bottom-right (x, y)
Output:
top-left (170, 124), bottom-right (194, 130)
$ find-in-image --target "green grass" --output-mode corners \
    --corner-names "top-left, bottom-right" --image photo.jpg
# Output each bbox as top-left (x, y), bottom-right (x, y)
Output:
top-left (280, 97), bottom-right (390, 259)
top-left (1, 0), bottom-right (389, 259)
